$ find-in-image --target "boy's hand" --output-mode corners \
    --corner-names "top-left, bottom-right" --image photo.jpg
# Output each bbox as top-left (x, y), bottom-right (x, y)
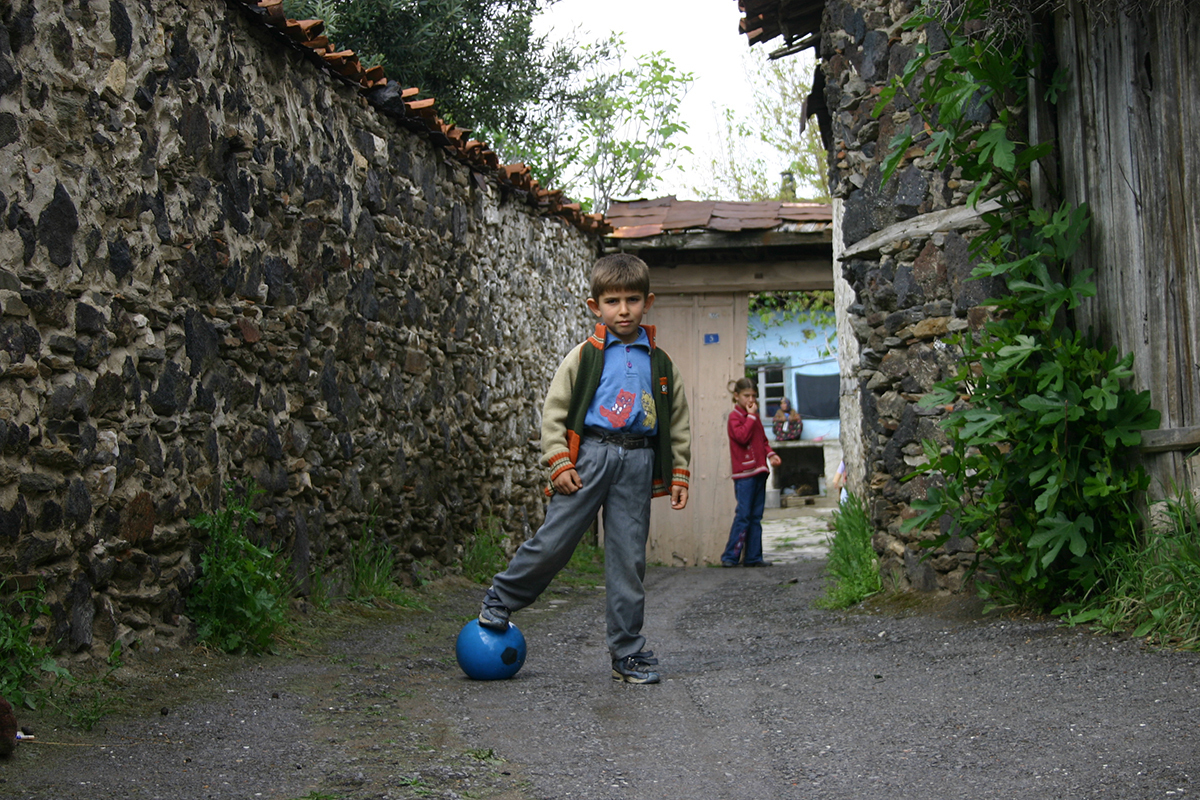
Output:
top-left (553, 468), bottom-right (583, 495)
top-left (670, 485), bottom-right (688, 510)
top-left (768, 453), bottom-right (782, 467)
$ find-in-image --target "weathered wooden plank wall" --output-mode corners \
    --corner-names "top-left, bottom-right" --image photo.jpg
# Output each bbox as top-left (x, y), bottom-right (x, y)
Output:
top-left (1056, 2), bottom-right (1200, 497)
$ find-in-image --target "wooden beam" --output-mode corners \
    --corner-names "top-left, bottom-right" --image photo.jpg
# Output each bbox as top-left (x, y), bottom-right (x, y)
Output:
top-left (840, 198), bottom-right (1004, 261)
top-left (1140, 426), bottom-right (1200, 454)
top-left (649, 259), bottom-right (834, 294)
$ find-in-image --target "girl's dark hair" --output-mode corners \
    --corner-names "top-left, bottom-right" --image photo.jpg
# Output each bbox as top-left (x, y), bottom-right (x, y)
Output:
top-left (728, 377), bottom-right (756, 400)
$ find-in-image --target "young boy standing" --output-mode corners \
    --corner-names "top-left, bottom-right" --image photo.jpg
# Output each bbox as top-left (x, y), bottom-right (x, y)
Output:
top-left (478, 253), bottom-right (691, 684)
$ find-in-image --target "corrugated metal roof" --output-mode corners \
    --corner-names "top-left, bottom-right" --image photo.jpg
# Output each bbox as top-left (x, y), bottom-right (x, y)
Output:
top-left (605, 196), bottom-right (832, 239)
top-left (230, 0), bottom-right (609, 235)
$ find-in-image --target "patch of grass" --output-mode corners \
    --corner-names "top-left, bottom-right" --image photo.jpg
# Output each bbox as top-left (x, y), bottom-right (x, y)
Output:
top-left (188, 481), bottom-right (290, 654)
top-left (397, 775), bottom-right (434, 795)
top-left (815, 493), bottom-right (883, 609)
top-left (460, 518), bottom-right (509, 584)
top-left (773, 535), bottom-right (800, 551)
top-left (348, 507), bottom-right (401, 603)
top-left (560, 535), bottom-right (604, 587)
top-left (344, 510), bottom-right (428, 611)
top-left (1057, 489), bottom-right (1200, 649)
top-left (42, 643), bottom-right (125, 731)
top-left (465, 747), bottom-right (498, 761)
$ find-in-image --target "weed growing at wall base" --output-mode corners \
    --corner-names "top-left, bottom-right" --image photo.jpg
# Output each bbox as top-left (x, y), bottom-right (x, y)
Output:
top-left (345, 509), bottom-right (426, 609)
top-left (41, 643), bottom-right (125, 731)
top-left (816, 493), bottom-right (883, 609)
top-left (0, 587), bottom-right (56, 709)
top-left (0, 588), bottom-right (124, 728)
top-left (188, 482), bottom-right (289, 654)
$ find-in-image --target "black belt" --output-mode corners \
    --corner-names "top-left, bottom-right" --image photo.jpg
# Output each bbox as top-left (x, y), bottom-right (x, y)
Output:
top-left (584, 427), bottom-right (649, 449)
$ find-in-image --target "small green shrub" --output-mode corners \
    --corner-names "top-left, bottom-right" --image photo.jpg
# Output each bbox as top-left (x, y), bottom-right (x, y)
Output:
top-left (0, 590), bottom-right (125, 728)
top-left (461, 518), bottom-right (508, 584)
top-left (188, 482), bottom-right (289, 654)
top-left (816, 493), bottom-right (883, 609)
top-left (882, 2), bottom-right (1158, 611)
top-left (1057, 489), bottom-right (1200, 649)
top-left (0, 587), bottom-right (57, 709)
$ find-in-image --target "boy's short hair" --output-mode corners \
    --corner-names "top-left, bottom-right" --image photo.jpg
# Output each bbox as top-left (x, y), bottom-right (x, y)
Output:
top-left (591, 253), bottom-right (651, 300)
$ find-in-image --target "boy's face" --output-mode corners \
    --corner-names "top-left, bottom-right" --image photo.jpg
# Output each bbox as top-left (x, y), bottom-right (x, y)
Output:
top-left (587, 289), bottom-right (655, 343)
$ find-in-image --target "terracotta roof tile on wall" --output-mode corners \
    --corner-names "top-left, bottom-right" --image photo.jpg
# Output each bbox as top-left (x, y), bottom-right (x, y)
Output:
top-left (605, 196), bottom-right (832, 239)
top-left (229, 0), bottom-right (608, 235)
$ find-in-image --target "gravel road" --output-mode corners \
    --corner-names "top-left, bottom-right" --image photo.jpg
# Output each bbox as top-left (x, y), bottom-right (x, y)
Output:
top-left (3, 558), bottom-right (1196, 800)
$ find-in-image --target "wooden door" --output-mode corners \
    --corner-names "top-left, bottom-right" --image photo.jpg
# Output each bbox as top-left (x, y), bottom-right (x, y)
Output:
top-left (638, 292), bottom-right (748, 566)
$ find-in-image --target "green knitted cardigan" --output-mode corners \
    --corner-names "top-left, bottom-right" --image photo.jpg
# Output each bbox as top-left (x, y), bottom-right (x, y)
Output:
top-left (551, 324), bottom-right (681, 498)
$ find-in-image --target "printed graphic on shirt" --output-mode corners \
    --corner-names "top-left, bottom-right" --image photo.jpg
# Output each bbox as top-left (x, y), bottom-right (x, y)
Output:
top-left (599, 389), bottom-right (636, 428)
top-left (641, 390), bottom-right (656, 430)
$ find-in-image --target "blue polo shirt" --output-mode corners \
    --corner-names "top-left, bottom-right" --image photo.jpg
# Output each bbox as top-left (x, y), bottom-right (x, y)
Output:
top-left (583, 327), bottom-right (658, 436)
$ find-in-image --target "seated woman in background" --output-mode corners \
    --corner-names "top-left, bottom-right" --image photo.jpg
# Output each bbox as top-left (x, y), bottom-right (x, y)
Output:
top-left (772, 396), bottom-right (803, 441)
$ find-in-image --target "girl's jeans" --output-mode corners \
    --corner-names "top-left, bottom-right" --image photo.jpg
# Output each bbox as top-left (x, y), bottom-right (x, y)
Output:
top-left (722, 472), bottom-right (768, 565)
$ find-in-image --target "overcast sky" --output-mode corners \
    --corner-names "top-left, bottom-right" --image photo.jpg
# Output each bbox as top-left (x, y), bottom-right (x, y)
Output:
top-left (533, 0), bottom-right (778, 201)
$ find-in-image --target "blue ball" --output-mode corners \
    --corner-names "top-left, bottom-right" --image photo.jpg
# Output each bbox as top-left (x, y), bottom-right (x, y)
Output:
top-left (455, 619), bottom-right (527, 680)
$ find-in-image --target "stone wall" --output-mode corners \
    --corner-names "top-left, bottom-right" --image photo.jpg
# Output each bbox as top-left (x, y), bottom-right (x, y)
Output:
top-left (0, 0), bottom-right (595, 658)
top-left (822, 0), bottom-right (1004, 591)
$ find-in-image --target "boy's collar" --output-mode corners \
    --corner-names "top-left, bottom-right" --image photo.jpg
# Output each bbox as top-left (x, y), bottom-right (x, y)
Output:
top-left (588, 323), bottom-right (656, 350)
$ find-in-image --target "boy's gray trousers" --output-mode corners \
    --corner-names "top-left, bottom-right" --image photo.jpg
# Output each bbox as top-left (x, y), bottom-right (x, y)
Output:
top-left (490, 436), bottom-right (654, 661)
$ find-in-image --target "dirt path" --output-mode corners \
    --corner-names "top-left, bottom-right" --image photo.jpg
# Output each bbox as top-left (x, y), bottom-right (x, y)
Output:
top-left (3, 560), bottom-right (1197, 800)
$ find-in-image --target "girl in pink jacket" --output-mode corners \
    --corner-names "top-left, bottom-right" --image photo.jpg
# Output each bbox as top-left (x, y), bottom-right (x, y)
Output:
top-left (722, 378), bottom-right (782, 567)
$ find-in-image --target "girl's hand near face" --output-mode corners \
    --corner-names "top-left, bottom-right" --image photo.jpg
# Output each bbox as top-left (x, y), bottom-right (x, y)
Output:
top-left (733, 388), bottom-right (759, 414)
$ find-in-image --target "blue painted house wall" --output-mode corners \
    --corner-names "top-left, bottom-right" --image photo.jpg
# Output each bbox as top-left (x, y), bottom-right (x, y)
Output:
top-left (746, 310), bottom-right (840, 442)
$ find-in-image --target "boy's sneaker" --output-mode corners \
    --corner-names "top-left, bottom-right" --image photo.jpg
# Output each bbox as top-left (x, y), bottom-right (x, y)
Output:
top-left (612, 651), bottom-right (660, 684)
top-left (478, 588), bottom-right (510, 631)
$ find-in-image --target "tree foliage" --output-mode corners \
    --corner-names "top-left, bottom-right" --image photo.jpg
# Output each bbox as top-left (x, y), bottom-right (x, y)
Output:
top-left (489, 34), bottom-right (694, 213)
top-left (695, 53), bottom-right (829, 202)
top-left (573, 46), bottom-right (693, 212)
top-left (283, 2), bottom-right (693, 212)
top-left (284, 0), bottom-right (573, 137)
top-left (881, 0), bottom-right (1159, 611)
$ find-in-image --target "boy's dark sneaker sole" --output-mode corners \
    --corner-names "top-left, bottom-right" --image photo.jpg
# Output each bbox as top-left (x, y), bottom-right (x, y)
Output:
top-left (612, 654), bottom-right (660, 684)
top-left (478, 588), bottom-right (510, 631)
